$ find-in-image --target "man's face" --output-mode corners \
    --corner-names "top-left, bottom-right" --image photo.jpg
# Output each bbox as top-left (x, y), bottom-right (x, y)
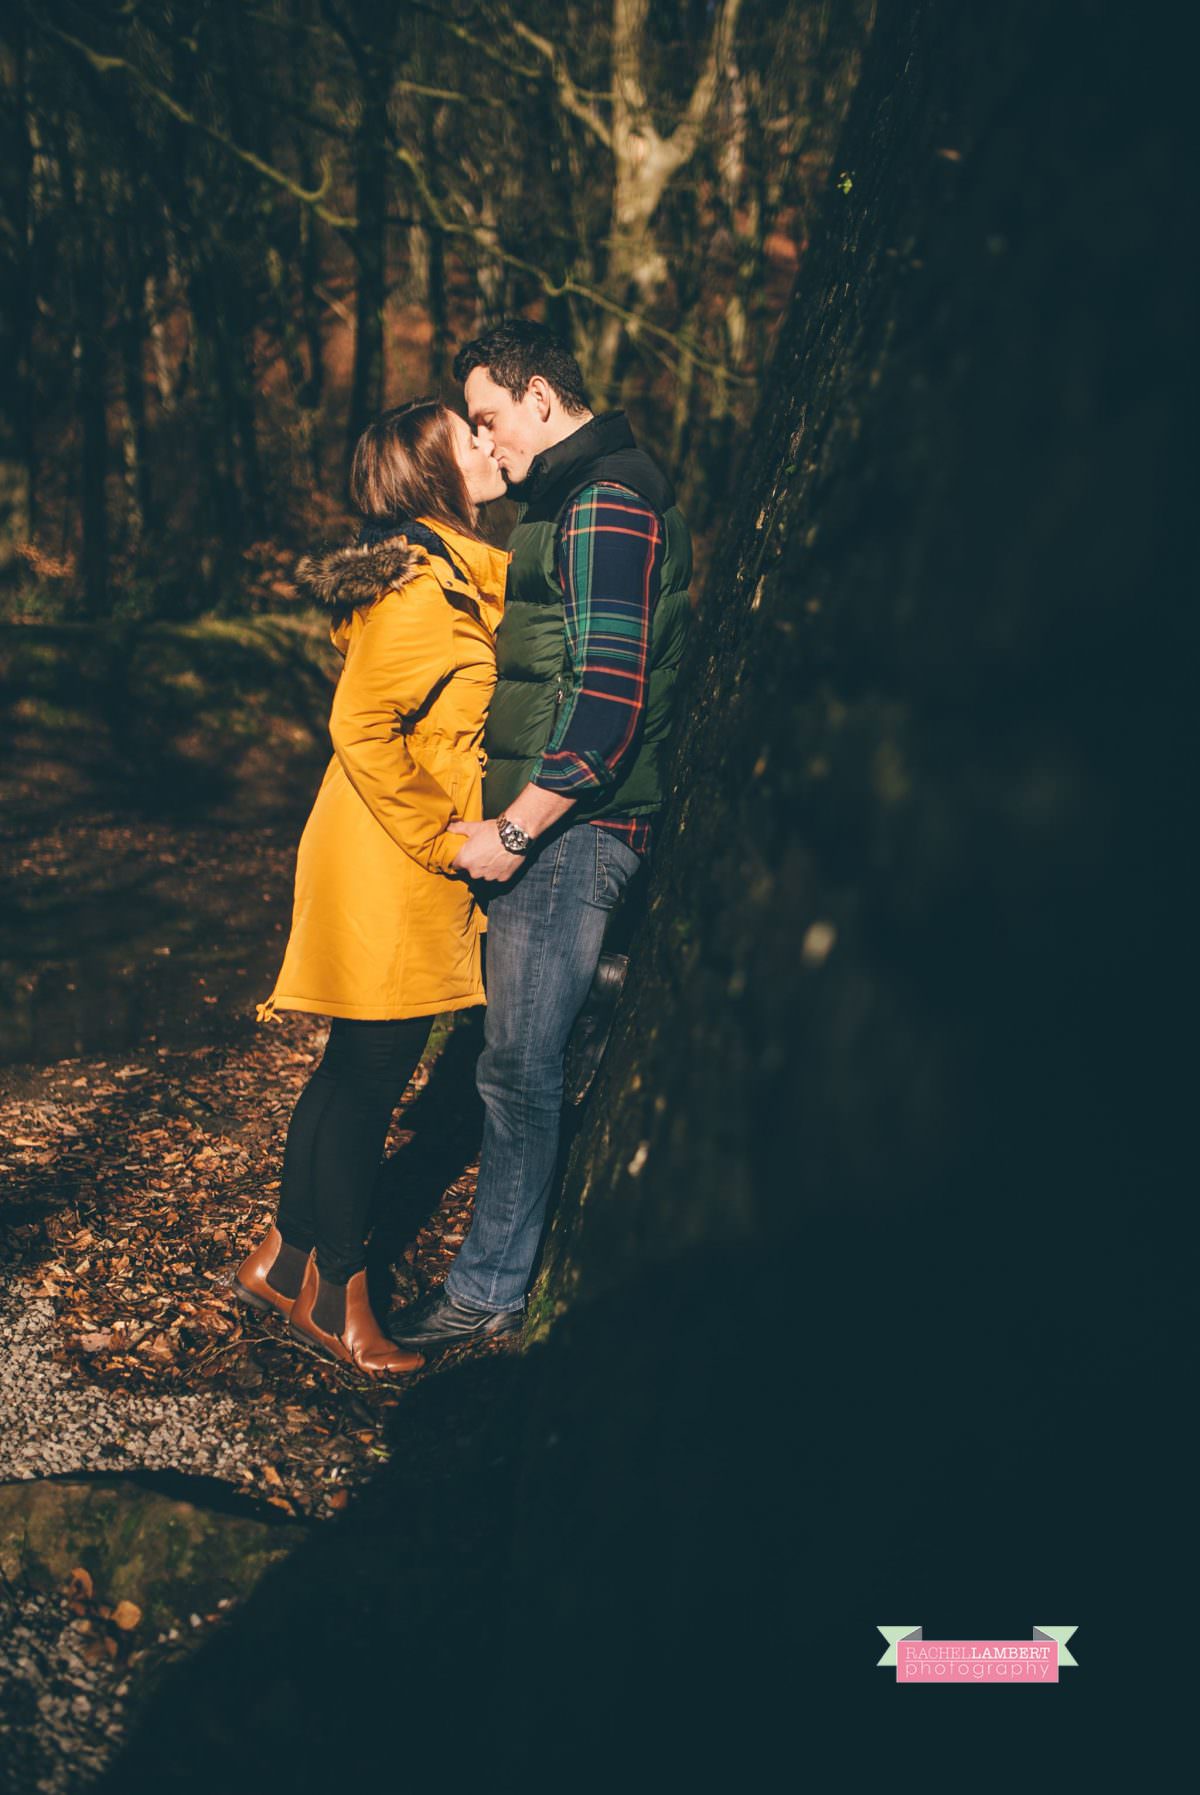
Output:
top-left (464, 367), bottom-right (552, 487)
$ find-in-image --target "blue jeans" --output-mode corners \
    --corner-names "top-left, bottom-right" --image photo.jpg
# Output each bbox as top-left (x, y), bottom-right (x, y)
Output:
top-left (445, 823), bottom-right (642, 1312)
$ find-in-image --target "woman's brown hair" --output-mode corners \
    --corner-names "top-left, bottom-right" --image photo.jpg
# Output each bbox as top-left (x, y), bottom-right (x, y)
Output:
top-left (349, 398), bottom-right (483, 540)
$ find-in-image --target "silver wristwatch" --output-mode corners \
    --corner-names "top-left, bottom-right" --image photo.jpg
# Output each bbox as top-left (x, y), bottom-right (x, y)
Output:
top-left (496, 815), bottom-right (532, 856)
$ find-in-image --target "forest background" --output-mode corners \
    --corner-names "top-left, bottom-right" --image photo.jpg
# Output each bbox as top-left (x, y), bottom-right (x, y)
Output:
top-left (1, 0), bottom-right (873, 623)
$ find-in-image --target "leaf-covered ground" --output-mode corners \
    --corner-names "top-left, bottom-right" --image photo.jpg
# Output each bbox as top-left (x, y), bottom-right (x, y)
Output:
top-left (1, 1003), bottom-right (505, 1521)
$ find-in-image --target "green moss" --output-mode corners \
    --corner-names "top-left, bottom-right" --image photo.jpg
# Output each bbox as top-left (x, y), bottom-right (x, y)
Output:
top-left (0, 1480), bottom-right (301, 1633)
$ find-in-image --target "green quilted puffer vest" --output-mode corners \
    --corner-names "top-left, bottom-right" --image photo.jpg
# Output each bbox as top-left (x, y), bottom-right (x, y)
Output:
top-left (483, 411), bottom-right (692, 822)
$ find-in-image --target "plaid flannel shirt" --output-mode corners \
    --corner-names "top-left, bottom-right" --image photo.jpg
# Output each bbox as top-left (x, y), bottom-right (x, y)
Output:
top-left (531, 482), bottom-right (664, 855)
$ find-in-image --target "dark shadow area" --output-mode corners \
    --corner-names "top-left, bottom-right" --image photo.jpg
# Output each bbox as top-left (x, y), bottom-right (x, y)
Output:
top-left (101, 1213), bottom-right (1156, 1789)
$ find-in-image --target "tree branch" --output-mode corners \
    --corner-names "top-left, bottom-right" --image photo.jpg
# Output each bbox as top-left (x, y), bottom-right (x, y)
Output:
top-left (241, 9), bottom-right (498, 105)
top-left (390, 140), bottom-right (750, 384)
top-left (503, 15), bottom-right (613, 149)
top-left (39, 21), bottom-right (356, 230)
top-left (317, 0), bottom-right (372, 85)
top-left (611, 0), bottom-right (745, 177)
top-left (612, 0), bottom-right (651, 122)
top-left (405, 1), bottom-right (543, 79)
top-left (670, 0), bottom-right (745, 167)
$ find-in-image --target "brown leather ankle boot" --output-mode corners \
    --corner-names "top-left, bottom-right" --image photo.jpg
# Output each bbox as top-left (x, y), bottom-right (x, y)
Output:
top-left (233, 1226), bottom-right (308, 1321)
top-left (289, 1259), bottom-right (424, 1376)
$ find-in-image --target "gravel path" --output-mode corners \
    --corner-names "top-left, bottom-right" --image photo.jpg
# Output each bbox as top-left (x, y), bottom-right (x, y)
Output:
top-left (0, 1287), bottom-right (298, 1487)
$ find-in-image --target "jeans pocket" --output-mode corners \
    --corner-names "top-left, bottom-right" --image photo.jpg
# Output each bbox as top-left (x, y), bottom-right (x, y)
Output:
top-left (595, 829), bottom-right (640, 906)
top-left (546, 828), bottom-right (573, 893)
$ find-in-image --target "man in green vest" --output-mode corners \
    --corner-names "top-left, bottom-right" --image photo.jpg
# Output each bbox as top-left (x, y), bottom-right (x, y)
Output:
top-left (393, 319), bottom-right (692, 1350)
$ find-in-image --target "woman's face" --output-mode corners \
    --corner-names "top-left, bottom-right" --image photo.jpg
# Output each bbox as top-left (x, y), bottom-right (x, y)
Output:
top-left (450, 412), bottom-right (507, 506)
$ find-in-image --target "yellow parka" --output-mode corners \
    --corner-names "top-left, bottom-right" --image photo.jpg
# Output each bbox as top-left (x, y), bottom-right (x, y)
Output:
top-left (258, 519), bottom-right (509, 1023)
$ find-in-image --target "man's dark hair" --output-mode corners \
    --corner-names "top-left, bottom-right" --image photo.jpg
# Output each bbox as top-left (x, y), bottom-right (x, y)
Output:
top-left (453, 319), bottom-right (591, 415)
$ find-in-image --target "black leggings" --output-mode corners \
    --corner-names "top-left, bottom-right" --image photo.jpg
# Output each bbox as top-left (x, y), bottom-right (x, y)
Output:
top-left (274, 1016), bottom-right (433, 1283)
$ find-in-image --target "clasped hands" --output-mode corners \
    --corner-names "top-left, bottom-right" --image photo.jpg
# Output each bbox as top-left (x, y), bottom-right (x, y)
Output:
top-left (447, 787), bottom-right (573, 881)
top-left (448, 817), bottom-right (523, 883)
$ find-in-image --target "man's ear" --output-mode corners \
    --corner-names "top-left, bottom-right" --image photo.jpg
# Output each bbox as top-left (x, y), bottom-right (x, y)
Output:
top-left (527, 376), bottom-right (554, 421)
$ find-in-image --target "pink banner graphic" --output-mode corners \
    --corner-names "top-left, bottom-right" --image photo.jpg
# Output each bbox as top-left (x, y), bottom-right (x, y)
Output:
top-left (897, 1640), bottom-right (1059, 1683)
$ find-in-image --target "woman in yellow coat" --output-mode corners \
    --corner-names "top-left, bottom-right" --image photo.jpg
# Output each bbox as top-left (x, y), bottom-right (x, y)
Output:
top-left (234, 399), bottom-right (508, 1375)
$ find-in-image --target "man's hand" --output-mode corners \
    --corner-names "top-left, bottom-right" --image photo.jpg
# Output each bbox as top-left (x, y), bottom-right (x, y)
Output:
top-left (448, 787), bottom-right (575, 881)
top-left (449, 818), bottom-right (523, 883)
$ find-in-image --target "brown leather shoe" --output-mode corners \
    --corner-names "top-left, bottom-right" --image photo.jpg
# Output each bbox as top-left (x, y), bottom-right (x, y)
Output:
top-left (289, 1259), bottom-right (424, 1377)
top-left (233, 1226), bottom-right (307, 1321)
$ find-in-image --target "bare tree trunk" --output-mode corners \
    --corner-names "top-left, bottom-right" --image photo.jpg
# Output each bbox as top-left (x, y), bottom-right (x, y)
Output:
top-left (56, 127), bottom-right (109, 615)
top-left (606, 0), bottom-right (744, 390)
top-left (298, 204), bottom-right (326, 418)
top-left (185, 259), bottom-right (243, 539)
top-left (471, 187), bottom-right (504, 334)
top-left (295, 161), bottom-right (326, 443)
top-left (266, 245), bottom-right (318, 488)
top-left (227, 290), bottom-right (266, 536)
top-left (347, 68), bottom-right (391, 463)
top-left (119, 215), bottom-right (153, 547)
top-left (157, 50), bottom-right (244, 558)
top-left (670, 309), bottom-right (699, 471)
top-left (217, 0), bottom-right (267, 533)
top-left (406, 221), bottom-right (430, 310)
top-left (76, 213), bottom-right (110, 615)
top-left (525, 0), bottom-right (743, 400)
top-left (427, 222), bottom-right (448, 388)
top-left (288, 6), bottom-right (325, 438)
top-left (3, 14), bottom-right (36, 565)
top-left (146, 274), bottom-right (178, 414)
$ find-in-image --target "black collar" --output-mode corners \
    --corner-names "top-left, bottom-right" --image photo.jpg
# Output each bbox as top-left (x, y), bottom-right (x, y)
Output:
top-left (507, 411), bottom-right (636, 509)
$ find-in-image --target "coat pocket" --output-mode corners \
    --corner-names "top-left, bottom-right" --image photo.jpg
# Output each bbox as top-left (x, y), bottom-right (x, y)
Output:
top-left (415, 742), bottom-right (480, 822)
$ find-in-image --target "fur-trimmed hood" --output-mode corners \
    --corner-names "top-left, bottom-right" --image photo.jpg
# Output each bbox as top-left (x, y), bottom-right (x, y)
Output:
top-left (293, 533), bottom-right (428, 613)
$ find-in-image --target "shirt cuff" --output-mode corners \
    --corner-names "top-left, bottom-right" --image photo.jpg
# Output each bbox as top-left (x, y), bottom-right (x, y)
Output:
top-left (532, 748), bottom-right (615, 794)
